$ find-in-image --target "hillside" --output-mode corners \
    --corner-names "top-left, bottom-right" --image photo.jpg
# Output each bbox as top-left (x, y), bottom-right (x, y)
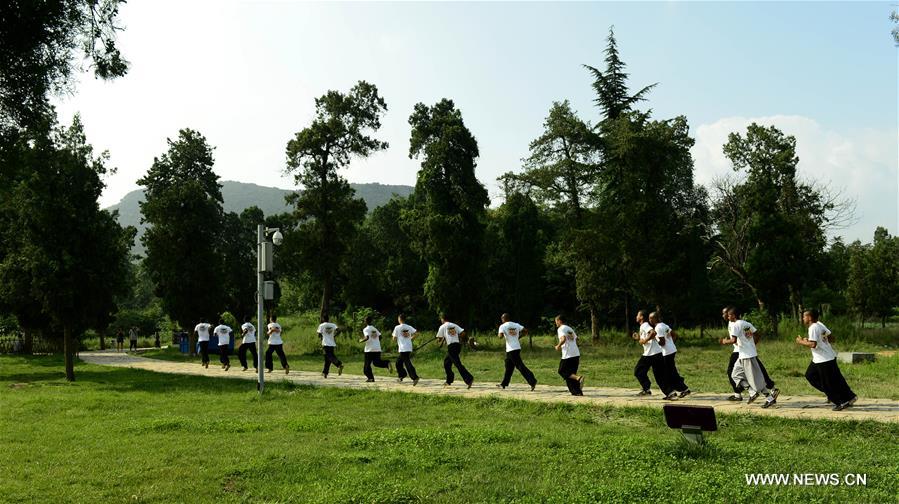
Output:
top-left (107, 180), bottom-right (413, 256)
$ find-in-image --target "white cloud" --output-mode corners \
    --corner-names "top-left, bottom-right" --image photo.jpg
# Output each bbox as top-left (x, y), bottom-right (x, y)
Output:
top-left (691, 115), bottom-right (898, 243)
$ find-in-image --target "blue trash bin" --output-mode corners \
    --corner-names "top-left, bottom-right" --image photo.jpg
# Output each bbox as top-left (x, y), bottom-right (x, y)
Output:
top-left (179, 332), bottom-right (189, 354)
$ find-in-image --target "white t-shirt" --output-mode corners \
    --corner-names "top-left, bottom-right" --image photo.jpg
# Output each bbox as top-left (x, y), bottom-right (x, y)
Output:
top-left (437, 322), bottom-right (464, 345)
top-left (557, 325), bottom-right (580, 359)
top-left (128, 329), bottom-right (137, 341)
top-left (363, 325), bottom-right (382, 353)
top-left (808, 321), bottom-right (837, 363)
top-left (655, 322), bottom-right (677, 356)
top-left (194, 323), bottom-right (211, 342)
top-left (498, 322), bottom-right (524, 352)
top-left (240, 323), bottom-right (256, 344)
top-left (318, 322), bottom-right (337, 347)
top-left (213, 325), bottom-right (231, 346)
top-left (639, 322), bottom-right (662, 356)
top-left (392, 324), bottom-right (417, 353)
top-left (726, 320), bottom-right (756, 353)
top-left (267, 322), bottom-right (283, 345)
top-left (731, 319), bottom-right (758, 359)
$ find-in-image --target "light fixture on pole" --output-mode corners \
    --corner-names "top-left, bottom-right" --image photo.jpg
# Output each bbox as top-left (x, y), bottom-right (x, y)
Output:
top-left (257, 225), bottom-right (281, 394)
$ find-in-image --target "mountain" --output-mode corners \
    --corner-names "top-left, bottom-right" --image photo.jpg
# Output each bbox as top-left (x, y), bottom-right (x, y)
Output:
top-left (107, 180), bottom-right (413, 256)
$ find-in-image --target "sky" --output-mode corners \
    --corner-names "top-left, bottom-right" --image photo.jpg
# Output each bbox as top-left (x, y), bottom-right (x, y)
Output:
top-left (53, 1), bottom-right (898, 244)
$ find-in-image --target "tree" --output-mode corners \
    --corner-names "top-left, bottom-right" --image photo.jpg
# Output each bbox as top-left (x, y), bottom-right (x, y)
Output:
top-left (284, 81), bottom-right (388, 322)
top-left (583, 26), bottom-right (657, 122)
top-left (0, 116), bottom-right (133, 380)
top-left (891, 10), bottom-right (899, 46)
top-left (219, 207), bottom-right (263, 322)
top-left (404, 99), bottom-right (489, 321)
top-left (139, 129), bottom-right (224, 351)
top-left (847, 228), bottom-right (899, 327)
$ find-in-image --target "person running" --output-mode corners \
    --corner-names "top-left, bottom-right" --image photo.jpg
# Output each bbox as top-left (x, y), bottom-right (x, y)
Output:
top-left (213, 319), bottom-right (232, 371)
top-left (497, 313), bottom-right (537, 391)
top-left (721, 307), bottom-right (778, 408)
top-left (392, 314), bottom-right (419, 385)
top-left (318, 316), bottom-right (343, 378)
top-left (554, 315), bottom-right (584, 396)
top-left (238, 316), bottom-right (259, 372)
top-left (359, 316), bottom-right (393, 382)
top-left (649, 312), bottom-right (690, 400)
top-left (632, 310), bottom-right (668, 397)
top-left (436, 315), bottom-right (474, 388)
top-left (721, 306), bottom-right (776, 401)
top-left (128, 326), bottom-right (138, 351)
top-left (796, 309), bottom-right (857, 411)
top-left (265, 315), bottom-right (289, 374)
top-left (195, 319), bottom-right (212, 368)
top-left (115, 328), bottom-right (124, 352)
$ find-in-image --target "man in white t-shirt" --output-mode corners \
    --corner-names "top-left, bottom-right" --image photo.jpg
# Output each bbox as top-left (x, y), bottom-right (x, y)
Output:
top-left (194, 319), bottom-right (212, 368)
top-left (128, 326), bottom-right (138, 351)
top-left (720, 306), bottom-right (776, 401)
top-left (213, 319), bottom-right (232, 371)
top-left (554, 315), bottom-right (584, 396)
top-left (436, 315), bottom-right (474, 388)
top-left (359, 315), bottom-right (393, 382)
top-left (497, 313), bottom-right (537, 391)
top-left (264, 315), bottom-right (289, 374)
top-left (796, 309), bottom-right (857, 411)
top-left (392, 314), bottom-right (419, 385)
top-left (238, 316), bottom-right (258, 372)
top-left (649, 312), bottom-right (690, 400)
top-left (318, 315), bottom-right (343, 378)
top-left (721, 307), bottom-right (778, 408)
top-left (632, 310), bottom-right (668, 397)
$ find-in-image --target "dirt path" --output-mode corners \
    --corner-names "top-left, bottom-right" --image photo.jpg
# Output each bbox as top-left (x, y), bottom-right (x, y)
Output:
top-left (80, 350), bottom-right (899, 424)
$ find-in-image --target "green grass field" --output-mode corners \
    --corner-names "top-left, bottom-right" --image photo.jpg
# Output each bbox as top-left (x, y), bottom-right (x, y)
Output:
top-left (1, 355), bottom-right (897, 503)
top-left (139, 315), bottom-right (899, 400)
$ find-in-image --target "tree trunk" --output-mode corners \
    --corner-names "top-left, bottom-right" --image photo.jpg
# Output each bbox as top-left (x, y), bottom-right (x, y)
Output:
top-left (64, 324), bottom-right (75, 382)
top-left (590, 303), bottom-right (599, 342)
top-left (189, 327), bottom-right (197, 357)
top-left (99, 329), bottom-right (106, 351)
top-left (882, 316), bottom-right (886, 329)
top-left (320, 274), bottom-right (332, 323)
top-left (23, 327), bottom-right (33, 355)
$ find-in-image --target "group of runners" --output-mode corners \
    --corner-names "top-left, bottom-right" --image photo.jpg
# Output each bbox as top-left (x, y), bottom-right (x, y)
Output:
top-left (189, 305), bottom-right (858, 412)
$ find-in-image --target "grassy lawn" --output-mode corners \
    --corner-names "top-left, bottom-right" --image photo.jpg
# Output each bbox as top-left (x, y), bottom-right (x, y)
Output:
top-left (2, 355), bottom-right (896, 503)
top-left (139, 315), bottom-right (899, 400)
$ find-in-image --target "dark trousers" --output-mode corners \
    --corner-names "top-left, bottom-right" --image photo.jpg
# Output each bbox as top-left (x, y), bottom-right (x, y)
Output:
top-left (322, 346), bottom-right (342, 376)
top-left (663, 353), bottom-right (688, 392)
top-left (199, 341), bottom-right (210, 364)
top-left (238, 342), bottom-right (258, 369)
top-left (558, 356), bottom-right (582, 395)
top-left (727, 352), bottom-right (774, 392)
top-left (265, 344), bottom-right (288, 371)
top-left (129, 340), bottom-right (137, 351)
top-left (396, 351), bottom-right (419, 380)
top-left (634, 353), bottom-right (669, 394)
top-left (363, 351), bottom-right (390, 380)
top-left (501, 350), bottom-right (536, 387)
top-left (219, 345), bottom-right (230, 366)
top-left (443, 343), bottom-right (473, 385)
top-left (806, 360), bottom-right (856, 405)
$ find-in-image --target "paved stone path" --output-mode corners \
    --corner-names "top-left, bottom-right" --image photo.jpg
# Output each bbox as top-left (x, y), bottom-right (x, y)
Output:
top-left (80, 350), bottom-right (899, 424)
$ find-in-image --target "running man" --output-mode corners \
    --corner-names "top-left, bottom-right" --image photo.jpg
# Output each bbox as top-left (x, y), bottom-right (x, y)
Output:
top-left (721, 306), bottom-right (775, 401)
top-left (721, 307), bottom-right (778, 408)
top-left (497, 313), bottom-right (537, 391)
top-left (265, 315), bottom-right (289, 374)
top-left (128, 326), bottom-right (138, 351)
top-left (238, 316), bottom-right (258, 372)
top-left (318, 316), bottom-right (343, 378)
top-left (632, 310), bottom-right (667, 397)
top-left (554, 315), bottom-right (584, 396)
top-left (649, 312), bottom-right (690, 400)
top-left (213, 319), bottom-right (232, 371)
top-left (359, 315), bottom-right (393, 382)
top-left (195, 319), bottom-right (212, 368)
top-left (436, 315), bottom-right (474, 388)
top-left (796, 309), bottom-right (857, 411)
top-left (392, 314), bottom-right (419, 385)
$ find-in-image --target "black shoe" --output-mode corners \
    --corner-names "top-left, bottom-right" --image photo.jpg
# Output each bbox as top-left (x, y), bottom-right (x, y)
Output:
top-left (663, 393), bottom-right (678, 401)
top-left (443, 382), bottom-right (452, 388)
top-left (284, 366), bottom-right (289, 375)
top-left (496, 384), bottom-right (506, 389)
top-left (762, 398), bottom-right (776, 408)
top-left (466, 381), bottom-right (473, 389)
top-left (530, 383), bottom-right (537, 391)
top-left (338, 365), bottom-right (343, 376)
top-left (413, 378), bottom-right (419, 386)
top-left (637, 390), bottom-right (652, 396)
top-left (224, 364), bottom-right (230, 371)
top-left (365, 379), bottom-right (375, 383)
top-left (727, 395), bottom-right (742, 402)
top-left (678, 389), bottom-right (691, 399)
top-left (747, 393), bottom-right (760, 404)
top-left (769, 388), bottom-right (780, 401)
top-left (241, 367), bottom-right (248, 372)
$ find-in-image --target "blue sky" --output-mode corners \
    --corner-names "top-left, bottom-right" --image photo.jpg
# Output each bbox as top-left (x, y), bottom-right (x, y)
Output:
top-left (54, 1), bottom-right (898, 243)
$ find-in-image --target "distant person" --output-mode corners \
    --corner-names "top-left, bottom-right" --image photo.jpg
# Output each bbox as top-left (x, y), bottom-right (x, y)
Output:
top-left (554, 314), bottom-right (584, 396)
top-left (720, 306), bottom-right (775, 401)
top-left (265, 315), bottom-right (289, 374)
top-left (436, 315), bottom-right (474, 388)
top-left (632, 310), bottom-right (667, 397)
top-left (213, 319), bottom-right (232, 371)
top-left (154, 331), bottom-right (160, 348)
top-left (796, 309), bottom-right (857, 411)
top-left (128, 326), bottom-right (138, 351)
top-left (238, 316), bottom-right (259, 372)
top-left (391, 314), bottom-right (419, 385)
top-left (721, 307), bottom-right (778, 408)
top-left (497, 313), bottom-right (537, 391)
top-left (115, 328), bottom-right (125, 352)
top-left (359, 315), bottom-right (392, 382)
top-left (649, 312), bottom-right (690, 400)
top-left (318, 315), bottom-right (343, 378)
top-left (195, 319), bottom-right (212, 368)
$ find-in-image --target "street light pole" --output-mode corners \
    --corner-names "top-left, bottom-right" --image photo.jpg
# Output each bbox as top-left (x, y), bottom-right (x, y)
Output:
top-left (257, 224), bottom-right (265, 394)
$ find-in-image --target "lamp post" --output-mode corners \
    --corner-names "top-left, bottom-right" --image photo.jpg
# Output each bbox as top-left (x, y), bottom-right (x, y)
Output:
top-left (257, 225), bottom-right (283, 394)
